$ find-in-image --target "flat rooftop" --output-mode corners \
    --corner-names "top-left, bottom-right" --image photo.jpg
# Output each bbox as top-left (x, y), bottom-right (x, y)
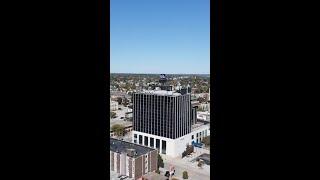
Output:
top-left (110, 138), bottom-right (156, 158)
top-left (192, 122), bottom-right (210, 131)
top-left (110, 119), bottom-right (132, 129)
top-left (138, 90), bottom-right (181, 96)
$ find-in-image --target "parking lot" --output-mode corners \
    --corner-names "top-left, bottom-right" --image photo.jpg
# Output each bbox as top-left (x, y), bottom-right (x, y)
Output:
top-left (110, 170), bottom-right (133, 180)
top-left (161, 152), bottom-right (210, 180)
top-left (110, 105), bottom-right (132, 130)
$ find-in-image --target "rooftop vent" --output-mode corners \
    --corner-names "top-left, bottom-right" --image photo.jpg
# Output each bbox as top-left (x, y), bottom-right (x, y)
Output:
top-left (127, 149), bottom-right (136, 157)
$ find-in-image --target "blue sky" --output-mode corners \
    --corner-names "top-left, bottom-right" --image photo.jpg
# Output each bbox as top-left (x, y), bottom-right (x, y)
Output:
top-left (111, 0), bottom-right (210, 74)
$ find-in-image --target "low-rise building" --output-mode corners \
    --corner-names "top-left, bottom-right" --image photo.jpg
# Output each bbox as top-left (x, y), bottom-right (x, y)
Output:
top-left (197, 111), bottom-right (210, 121)
top-left (110, 138), bottom-right (158, 179)
top-left (110, 99), bottom-right (119, 111)
top-left (198, 103), bottom-right (210, 112)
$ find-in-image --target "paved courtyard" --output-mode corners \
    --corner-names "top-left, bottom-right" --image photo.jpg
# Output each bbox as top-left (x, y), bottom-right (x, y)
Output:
top-left (160, 150), bottom-right (210, 180)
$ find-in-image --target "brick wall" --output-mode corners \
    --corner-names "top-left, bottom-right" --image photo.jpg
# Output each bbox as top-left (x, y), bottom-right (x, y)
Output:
top-left (110, 152), bottom-right (114, 171)
top-left (128, 158), bottom-right (132, 178)
top-left (150, 150), bottom-right (158, 172)
top-left (116, 153), bottom-right (120, 173)
top-left (134, 156), bottom-right (143, 179)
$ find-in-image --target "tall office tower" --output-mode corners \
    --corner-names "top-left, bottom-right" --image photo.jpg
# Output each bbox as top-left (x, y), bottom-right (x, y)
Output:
top-left (132, 75), bottom-right (210, 157)
top-left (132, 90), bottom-right (191, 139)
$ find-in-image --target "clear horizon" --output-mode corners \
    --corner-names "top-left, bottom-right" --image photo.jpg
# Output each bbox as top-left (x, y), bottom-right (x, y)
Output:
top-left (111, 0), bottom-right (210, 74)
top-left (110, 72), bottom-right (210, 75)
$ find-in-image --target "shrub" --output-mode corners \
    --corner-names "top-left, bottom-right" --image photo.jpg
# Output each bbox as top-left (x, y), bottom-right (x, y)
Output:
top-left (197, 160), bottom-right (204, 168)
top-left (202, 136), bottom-right (210, 146)
top-left (182, 171), bottom-right (188, 179)
top-left (158, 154), bottom-right (164, 168)
top-left (111, 124), bottom-right (125, 137)
top-left (111, 111), bottom-right (116, 118)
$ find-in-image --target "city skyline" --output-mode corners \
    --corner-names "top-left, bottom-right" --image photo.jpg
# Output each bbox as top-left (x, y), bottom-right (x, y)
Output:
top-left (111, 0), bottom-right (210, 74)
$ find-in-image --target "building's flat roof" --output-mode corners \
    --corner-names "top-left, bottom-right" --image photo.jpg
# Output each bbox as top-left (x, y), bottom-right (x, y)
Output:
top-left (138, 90), bottom-right (181, 96)
top-left (110, 138), bottom-right (156, 158)
top-left (191, 122), bottom-right (210, 131)
top-left (110, 119), bottom-right (132, 129)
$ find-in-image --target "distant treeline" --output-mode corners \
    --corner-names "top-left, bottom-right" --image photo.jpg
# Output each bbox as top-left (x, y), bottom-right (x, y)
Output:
top-left (110, 73), bottom-right (210, 77)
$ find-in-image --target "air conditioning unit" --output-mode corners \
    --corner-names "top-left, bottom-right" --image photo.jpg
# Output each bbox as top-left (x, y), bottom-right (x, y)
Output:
top-left (126, 148), bottom-right (136, 157)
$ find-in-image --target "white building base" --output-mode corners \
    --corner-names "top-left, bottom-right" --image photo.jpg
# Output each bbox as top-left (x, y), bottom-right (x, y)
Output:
top-left (132, 125), bottom-right (210, 158)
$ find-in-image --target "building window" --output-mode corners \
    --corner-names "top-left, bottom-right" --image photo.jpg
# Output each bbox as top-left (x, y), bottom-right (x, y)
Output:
top-left (156, 139), bottom-right (160, 151)
top-left (192, 135), bottom-right (194, 139)
top-left (134, 134), bottom-right (137, 143)
top-left (150, 137), bottom-right (154, 147)
top-left (144, 136), bottom-right (148, 146)
top-left (139, 135), bottom-right (142, 145)
top-left (162, 140), bottom-right (166, 154)
top-left (196, 133), bottom-right (198, 137)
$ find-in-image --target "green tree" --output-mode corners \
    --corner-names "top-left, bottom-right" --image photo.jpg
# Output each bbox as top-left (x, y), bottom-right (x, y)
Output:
top-left (158, 154), bottom-right (164, 168)
top-left (197, 160), bottom-right (204, 169)
top-left (116, 97), bottom-right (122, 105)
top-left (111, 124), bottom-right (125, 137)
top-left (197, 97), bottom-right (206, 103)
top-left (202, 136), bottom-right (210, 146)
top-left (182, 171), bottom-right (188, 179)
top-left (155, 169), bottom-right (160, 174)
top-left (123, 98), bottom-right (129, 107)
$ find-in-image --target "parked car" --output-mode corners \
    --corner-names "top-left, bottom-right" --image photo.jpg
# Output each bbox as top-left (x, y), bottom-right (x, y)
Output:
top-left (164, 171), bottom-right (170, 177)
top-left (171, 170), bottom-right (175, 176)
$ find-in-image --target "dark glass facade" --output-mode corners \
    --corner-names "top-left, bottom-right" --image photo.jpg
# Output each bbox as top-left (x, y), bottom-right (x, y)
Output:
top-left (156, 139), bottom-right (160, 150)
top-left (144, 136), bottom-right (148, 146)
top-left (133, 92), bottom-right (192, 139)
top-left (162, 140), bottom-right (166, 154)
top-left (139, 135), bottom-right (142, 145)
top-left (150, 137), bottom-right (154, 147)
